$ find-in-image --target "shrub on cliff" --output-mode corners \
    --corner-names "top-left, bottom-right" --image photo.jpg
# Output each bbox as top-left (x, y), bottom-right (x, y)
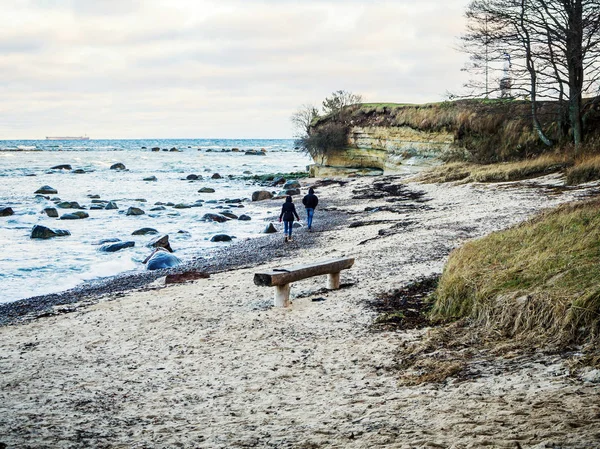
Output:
top-left (430, 198), bottom-right (600, 345)
top-left (298, 121), bottom-right (349, 164)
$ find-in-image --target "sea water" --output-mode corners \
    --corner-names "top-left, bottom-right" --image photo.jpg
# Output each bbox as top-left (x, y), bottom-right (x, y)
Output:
top-left (0, 139), bottom-right (313, 303)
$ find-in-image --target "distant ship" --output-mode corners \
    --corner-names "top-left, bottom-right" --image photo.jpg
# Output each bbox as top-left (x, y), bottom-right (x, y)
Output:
top-left (46, 136), bottom-right (90, 141)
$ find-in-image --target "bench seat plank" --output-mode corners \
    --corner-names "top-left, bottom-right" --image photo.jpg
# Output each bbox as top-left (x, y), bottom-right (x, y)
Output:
top-left (254, 258), bottom-right (354, 287)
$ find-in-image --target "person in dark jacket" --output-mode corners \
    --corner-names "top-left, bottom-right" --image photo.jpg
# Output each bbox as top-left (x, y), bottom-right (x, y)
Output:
top-left (279, 195), bottom-right (300, 242)
top-left (302, 187), bottom-right (319, 230)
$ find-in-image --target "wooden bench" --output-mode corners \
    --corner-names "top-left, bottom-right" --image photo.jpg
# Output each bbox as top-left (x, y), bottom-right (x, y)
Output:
top-left (254, 257), bottom-right (355, 307)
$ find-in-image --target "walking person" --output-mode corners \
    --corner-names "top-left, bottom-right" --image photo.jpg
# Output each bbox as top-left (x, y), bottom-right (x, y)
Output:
top-left (279, 195), bottom-right (300, 242)
top-left (302, 187), bottom-right (319, 231)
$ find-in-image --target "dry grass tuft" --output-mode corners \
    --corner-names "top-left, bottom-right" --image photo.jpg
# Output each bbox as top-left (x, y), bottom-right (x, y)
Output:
top-left (566, 154), bottom-right (600, 185)
top-left (431, 198), bottom-right (600, 345)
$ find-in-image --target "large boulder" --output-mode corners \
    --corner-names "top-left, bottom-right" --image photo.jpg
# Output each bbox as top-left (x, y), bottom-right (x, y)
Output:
top-left (252, 191), bottom-right (273, 202)
top-left (147, 234), bottom-right (173, 252)
top-left (202, 213), bottom-right (230, 223)
top-left (0, 207), bottom-right (14, 217)
top-left (132, 227), bottom-right (159, 236)
top-left (100, 241), bottom-right (135, 252)
top-left (51, 164), bottom-right (72, 170)
top-left (35, 185), bottom-right (58, 195)
top-left (285, 188), bottom-right (301, 196)
top-left (145, 250), bottom-right (181, 270)
top-left (110, 163), bottom-right (126, 170)
top-left (264, 223), bottom-right (278, 234)
top-left (126, 207), bottom-right (145, 216)
top-left (31, 225), bottom-right (71, 239)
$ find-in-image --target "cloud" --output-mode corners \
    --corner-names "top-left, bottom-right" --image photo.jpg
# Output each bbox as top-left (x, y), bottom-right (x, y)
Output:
top-left (0, 0), bottom-right (472, 138)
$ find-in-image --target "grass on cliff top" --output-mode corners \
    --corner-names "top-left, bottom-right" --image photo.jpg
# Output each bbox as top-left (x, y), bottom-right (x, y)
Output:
top-left (430, 198), bottom-right (600, 344)
top-left (416, 153), bottom-right (573, 184)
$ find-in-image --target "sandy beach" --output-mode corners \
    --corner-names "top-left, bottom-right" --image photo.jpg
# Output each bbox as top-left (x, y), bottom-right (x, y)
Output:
top-left (2, 174), bottom-right (600, 448)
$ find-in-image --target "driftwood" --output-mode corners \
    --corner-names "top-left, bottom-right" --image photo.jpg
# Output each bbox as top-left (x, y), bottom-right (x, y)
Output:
top-left (254, 258), bottom-right (354, 307)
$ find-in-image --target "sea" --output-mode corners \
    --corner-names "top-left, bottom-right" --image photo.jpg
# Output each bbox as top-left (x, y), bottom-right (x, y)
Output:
top-left (0, 139), bottom-right (313, 304)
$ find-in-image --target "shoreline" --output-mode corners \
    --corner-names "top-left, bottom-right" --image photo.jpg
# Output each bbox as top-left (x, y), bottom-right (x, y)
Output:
top-left (0, 184), bottom-right (349, 326)
top-left (2, 173), bottom-right (600, 447)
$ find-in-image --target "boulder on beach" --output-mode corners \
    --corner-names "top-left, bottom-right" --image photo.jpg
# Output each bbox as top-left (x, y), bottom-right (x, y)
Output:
top-left (57, 201), bottom-right (82, 209)
top-left (31, 225), bottom-right (71, 239)
top-left (143, 176), bottom-right (158, 182)
top-left (211, 173), bottom-right (222, 179)
top-left (224, 198), bottom-right (243, 204)
top-left (186, 174), bottom-right (200, 180)
top-left (170, 147), bottom-right (180, 152)
top-left (99, 241), bottom-right (135, 252)
top-left (293, 222), bottom-right (303, 228)
top-left (272, 177), bottom-right (286, 186)
top-left (148, 234), bottom-right (173, 252)
top-left (198, 187), bottom-right (215, 193)
top-left (264, 223), bottom-right (278, 234)
top-left (283, 180), bottom-right (301, 190)
top-left (51, 164), bottom-right (72, 170)
top-left (202, 213), bottom-right (230, 223)
top-left (150, 206), bottom-right (166, 211)
top-left (0, 207), bottom-right (14, 217)
top-left (110, 163), bottom-right (126, 170)
top-left (238, 214), bottom-right (251, 221)
top-left (35, 185), bottom-right (58, 195)
top-left (210, 234), bottom-right (233, 242)
top-left (43, 207), bottom-right (58, 218)
top-left (284, 188), bottom-right (301, 196)
top-left (60, 211), bottom-right (89, 220)
top-left (252, 190), bottom-right (273, 202)
top-left (105, 201), bottom-right (118, 210)
top-left (90, 204), bottom-right (104, 210)
top-left (132, 227), bottom-right (159, 236)
top-left (173, 203), bottom-right (193, 209)
top-left (126, 207), bottom-right (145, 216)
top-left (145, 249), bottom-right (181, 271)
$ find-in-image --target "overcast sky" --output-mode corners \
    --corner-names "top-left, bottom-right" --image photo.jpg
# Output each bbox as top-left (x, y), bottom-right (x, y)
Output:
top-left (0, 0), bottom-right (470, 139)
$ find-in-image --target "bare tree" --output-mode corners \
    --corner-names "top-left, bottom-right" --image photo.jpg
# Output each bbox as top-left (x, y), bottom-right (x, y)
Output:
top-left (461, 0), bottom-right (600, 150)
top-left (290, 104), bottom-right (320, 138)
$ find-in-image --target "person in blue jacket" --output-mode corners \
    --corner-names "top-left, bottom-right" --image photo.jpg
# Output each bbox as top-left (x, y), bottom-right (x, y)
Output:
top-left (302, 187), bottom-right (319, 230)
top-left (279, 195), bottom-right (300, 242)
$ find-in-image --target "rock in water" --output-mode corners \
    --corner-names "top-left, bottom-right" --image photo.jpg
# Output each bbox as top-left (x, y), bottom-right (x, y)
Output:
top-left (151, 147), bottom-right (160, 152)
top-left (31, 225), bottom-right (71, 239)
top-left (186, 174), bottom-right (199, 180)
top-left (238, 214), bottom-right (251, 221)
top-left (100, 241), bottom-right (135, 252)
top-left (35, 185), bottom-right (58, 195)
top-left (43, 207), bottom-right (58, 217)
top-left (264, 223), bottom-right (278, 234)
top-left (198, 187), bottom-right (215, 193)
top-left (146, 251), bottom-right (181, 270)
top-left (252, 191), bottom-right (273, 201)
top-left (105, 201), bottom-right (118, 210)
top-left (51, 164), bottom-right (72, 170)
top-left (220, 211), bottom-right (238, 219)
top-left (147, 234), bottom-right (173, 252)
top-left (210, 234), bottom-right (233, 242)
top-left (211, 173), bottom-right (222, 179)
top-left (126, 207), bottom-right (145, 216)
top-left (0, 207), bottom-right (14, 217)
top-left (143, 176), bottom-right (158, 181)
top-left (110, 163), bottom-right (126, 170)
top-left (60, 211), bottom-right (89, 220)
top-left (202, 213), bottom-right (230, 223)
top-left (132, 227), bottom-right (159, 236)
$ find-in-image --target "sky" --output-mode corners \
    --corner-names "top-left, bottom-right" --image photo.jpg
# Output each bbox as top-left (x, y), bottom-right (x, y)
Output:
top-left (0, 0), bottom-right (471, 139)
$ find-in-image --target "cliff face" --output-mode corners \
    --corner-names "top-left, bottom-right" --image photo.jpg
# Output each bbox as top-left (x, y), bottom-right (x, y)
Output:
top-left (306, 99), bottom-right (600, 176)
top-left (310, 124), bottom-right (458, 176)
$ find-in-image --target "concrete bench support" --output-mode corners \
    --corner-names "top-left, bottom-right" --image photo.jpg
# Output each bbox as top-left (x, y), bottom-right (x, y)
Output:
top-left (254, 258), bottom-right (354, 307)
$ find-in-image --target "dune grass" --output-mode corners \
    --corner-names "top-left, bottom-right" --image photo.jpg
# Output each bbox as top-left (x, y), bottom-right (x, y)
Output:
top-left (430, 199), bottom-right (600, 344)
top-left (416, 153), bottom-right (573, 184)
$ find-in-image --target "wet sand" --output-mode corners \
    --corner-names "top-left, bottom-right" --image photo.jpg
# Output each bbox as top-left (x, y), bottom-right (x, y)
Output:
top-left (1, 174), bottom-right (599, 448)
